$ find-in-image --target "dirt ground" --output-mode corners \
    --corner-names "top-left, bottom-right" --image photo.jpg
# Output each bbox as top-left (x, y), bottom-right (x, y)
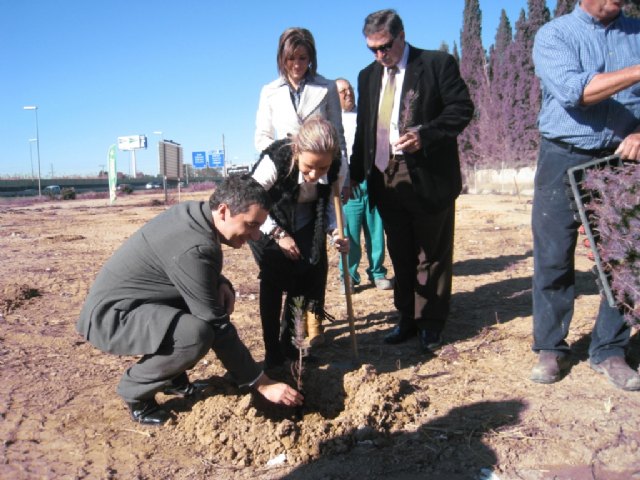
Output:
top-left (1, 192), bottom-right (639, 480)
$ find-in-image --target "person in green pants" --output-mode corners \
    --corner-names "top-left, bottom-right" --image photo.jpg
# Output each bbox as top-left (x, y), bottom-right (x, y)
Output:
top-left (337, 78), bottom-right (393, 294)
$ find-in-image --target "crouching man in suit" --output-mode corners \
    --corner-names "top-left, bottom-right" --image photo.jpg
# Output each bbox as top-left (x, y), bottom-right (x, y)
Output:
top-left (77, 175), bottom-right (303, 425)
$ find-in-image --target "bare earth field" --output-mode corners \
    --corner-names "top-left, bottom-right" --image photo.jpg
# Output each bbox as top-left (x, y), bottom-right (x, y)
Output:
top-left (1, 192), bottom-right (639, 480)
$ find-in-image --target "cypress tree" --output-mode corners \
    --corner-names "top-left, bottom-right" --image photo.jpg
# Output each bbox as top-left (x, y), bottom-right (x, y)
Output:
top-left (485, 10), bottom-right (514, 168)
top-left (492, 10), bottom-right (513, 67)
top-left (554, 0), bottom-right (576, 17)
top-left (458, 0), bottom-right (486, 170)
top-left (452, 41), bottom-right (460, 64)
top-left (459, 0), bottom-right (484, 92)
top-left (506, 0), bottom-right (549, 167)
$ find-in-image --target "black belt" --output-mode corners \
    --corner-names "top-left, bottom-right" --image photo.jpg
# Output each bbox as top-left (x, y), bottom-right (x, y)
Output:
top-left (544, 137), bottom-right (615, 157)
top-left (390, 154), bottom-right (405, 161)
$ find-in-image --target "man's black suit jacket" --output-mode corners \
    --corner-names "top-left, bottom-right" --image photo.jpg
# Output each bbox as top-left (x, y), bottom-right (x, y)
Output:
top-left (350, 45), bottom-right (474, 212)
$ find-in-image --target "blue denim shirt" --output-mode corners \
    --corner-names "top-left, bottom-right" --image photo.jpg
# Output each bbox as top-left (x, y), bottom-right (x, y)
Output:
top-left (533, 3), bottom-right (640, 149)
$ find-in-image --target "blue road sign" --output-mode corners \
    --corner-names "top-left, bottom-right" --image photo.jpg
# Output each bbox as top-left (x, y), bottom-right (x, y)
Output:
top-left (208, 150), bottom-right (225, 168)
top-left (192, 151), bottom-right (206, 169)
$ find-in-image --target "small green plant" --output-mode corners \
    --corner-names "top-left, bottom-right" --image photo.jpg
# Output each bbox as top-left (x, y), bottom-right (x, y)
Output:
top-left (398, 88), bottom-right (419, 134)
top-left (289, 296), bottom-right (309, 392)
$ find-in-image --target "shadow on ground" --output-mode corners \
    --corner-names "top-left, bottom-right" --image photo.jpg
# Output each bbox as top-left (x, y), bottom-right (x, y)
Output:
top-left (282, 399), bottom-right (526, 480)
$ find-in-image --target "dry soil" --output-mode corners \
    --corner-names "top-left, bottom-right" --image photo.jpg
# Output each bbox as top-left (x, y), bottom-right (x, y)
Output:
top-left (1, 192), bottom-right (639, 480)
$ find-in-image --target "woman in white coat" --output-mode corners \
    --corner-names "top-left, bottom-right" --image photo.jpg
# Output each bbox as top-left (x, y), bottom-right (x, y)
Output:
top-left (255, 27), bottom-right (347, 185)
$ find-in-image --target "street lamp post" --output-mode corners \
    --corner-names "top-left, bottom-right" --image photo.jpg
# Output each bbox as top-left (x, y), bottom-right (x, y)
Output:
top-left (23, 106), bottom-right (41, 196)
top-left (28, 138), bottom-right (37, 179)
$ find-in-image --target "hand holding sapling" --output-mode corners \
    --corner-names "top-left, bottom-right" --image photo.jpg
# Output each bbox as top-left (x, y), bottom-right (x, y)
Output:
top-left (393, 89), bottom-right (422, 154)
top-left (254, 373), bottom-right (304, 407)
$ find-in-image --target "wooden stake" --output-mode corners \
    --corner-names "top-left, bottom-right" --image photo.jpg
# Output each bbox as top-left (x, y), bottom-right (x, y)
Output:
top-left (332, 183), bottom-right (358, 360)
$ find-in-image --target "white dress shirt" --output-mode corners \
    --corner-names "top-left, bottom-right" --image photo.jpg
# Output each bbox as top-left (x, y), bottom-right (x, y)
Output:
top-left (378, 44), bottom-right (410, 155)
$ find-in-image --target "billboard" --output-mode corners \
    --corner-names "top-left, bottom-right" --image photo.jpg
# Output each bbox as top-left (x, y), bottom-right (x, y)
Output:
top-left (159, 140), bottom-right (183, 180)
top-left (117, 134), bottom-right (147, 151)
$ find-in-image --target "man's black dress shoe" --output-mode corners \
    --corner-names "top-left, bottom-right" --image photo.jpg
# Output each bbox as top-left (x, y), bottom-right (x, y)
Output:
top-left (418, 329), bottom-right (443, 352)
top-left (127, 399), bottom-right (171, 425)
top-left (384, 325), bottom-right (417, 344)
top-left (163, 373), bottom-right (202, 397)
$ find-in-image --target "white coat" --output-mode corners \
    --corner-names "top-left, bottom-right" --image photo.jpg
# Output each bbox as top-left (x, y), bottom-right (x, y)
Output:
top-left (255, 74), bottom-right (348, 185)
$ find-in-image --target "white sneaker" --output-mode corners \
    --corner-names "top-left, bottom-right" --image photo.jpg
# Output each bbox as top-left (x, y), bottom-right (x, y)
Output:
top-left (373, 277), bottom-right (393, 290)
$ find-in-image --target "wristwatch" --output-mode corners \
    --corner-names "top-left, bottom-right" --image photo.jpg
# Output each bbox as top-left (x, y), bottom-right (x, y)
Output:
top-left (270, 226), bottom-right (288, 240)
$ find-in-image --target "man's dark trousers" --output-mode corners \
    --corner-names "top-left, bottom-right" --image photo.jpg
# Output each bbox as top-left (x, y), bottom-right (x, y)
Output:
top-left (370, 160), bottom-right (454, 333)
top-left (532, 138), bottom-right (629, 363)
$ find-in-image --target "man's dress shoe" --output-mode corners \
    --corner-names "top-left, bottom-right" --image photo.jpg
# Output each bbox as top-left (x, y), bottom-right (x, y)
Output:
top-left (384, 325), bottom-right (417, 344)
top-left (418, 329), bottom-right (443, 353)
top-left (127, 399), bottom-right (171, 425)
top-left (163, 373), bottom-right (204, 398)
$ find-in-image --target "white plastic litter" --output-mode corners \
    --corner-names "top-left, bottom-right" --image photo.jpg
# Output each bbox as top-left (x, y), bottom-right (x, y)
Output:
top-left (266, 453), bottom-right (287, 467)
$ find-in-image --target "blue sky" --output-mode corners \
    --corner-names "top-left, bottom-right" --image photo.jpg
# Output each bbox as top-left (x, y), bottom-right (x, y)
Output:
top-left (2, 0), bottom-right (551, 178)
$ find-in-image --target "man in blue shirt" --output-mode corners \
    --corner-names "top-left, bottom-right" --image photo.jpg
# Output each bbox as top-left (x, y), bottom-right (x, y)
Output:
top-left (531, 0), bottom-right (640, 391)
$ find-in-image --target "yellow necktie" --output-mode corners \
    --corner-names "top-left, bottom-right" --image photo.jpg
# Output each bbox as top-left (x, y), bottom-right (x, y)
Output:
top-left (375, 66), bottom-right (398, 173)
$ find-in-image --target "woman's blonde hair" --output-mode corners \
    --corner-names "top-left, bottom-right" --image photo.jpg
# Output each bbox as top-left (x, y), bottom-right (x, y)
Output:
top-left (284, 117), bottom-right (339, 176)
top-left (292, 117), bottom-right (339, 157)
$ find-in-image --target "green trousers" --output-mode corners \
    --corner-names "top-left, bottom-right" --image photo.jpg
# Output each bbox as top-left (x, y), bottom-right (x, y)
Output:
top-left (339, 180), bottom-right (387, 284)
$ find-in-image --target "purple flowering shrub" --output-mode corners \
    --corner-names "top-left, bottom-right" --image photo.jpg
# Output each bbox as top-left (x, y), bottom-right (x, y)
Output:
top-left (583, 163), bottom-right (640, 325)
top-left (186, 181), bottom-right (218, 193)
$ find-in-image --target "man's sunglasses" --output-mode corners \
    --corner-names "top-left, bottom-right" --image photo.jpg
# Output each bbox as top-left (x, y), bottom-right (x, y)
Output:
top-left (368, 37), bottom-right (396, 54)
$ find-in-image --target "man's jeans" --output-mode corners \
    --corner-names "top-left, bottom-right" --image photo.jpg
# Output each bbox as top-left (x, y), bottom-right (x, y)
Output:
top-left (532, 139), bottom-right (629, 364)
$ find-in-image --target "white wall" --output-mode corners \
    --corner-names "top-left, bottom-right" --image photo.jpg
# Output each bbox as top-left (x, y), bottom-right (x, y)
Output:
top-left (465, 166), bottom-right (536, 196)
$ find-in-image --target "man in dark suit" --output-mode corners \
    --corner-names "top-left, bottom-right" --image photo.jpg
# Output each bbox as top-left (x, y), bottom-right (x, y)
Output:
top-left (350, 9), bottom-right (473, 353)
top-left (77, 175), bottom-right (303, 425)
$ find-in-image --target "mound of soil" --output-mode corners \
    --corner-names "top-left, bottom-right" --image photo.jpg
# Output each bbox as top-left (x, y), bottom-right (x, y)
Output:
top-left (175, 364), bottom-right (426, 468)
top-left (1, 283), bottom-right (40, 315)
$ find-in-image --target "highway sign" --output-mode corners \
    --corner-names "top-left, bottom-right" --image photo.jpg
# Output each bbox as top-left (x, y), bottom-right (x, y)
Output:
top-left (208, 150), bottom-right (225, 168)
top-left (192, 151), bottom-right (206, 169)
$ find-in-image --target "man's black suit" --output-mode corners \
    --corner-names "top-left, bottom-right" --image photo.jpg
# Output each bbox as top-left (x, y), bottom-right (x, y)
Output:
top-left (350, 45), bottom-right (473, 336)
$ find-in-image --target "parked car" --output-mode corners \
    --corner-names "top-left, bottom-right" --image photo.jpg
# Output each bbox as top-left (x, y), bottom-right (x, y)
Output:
top-left (43, 185), bottom-right (61, 198)
top-left (145, 182), bottom-right (162, 190)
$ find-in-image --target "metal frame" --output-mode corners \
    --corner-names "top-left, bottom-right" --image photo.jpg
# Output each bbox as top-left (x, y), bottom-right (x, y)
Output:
top-left (565, 155), bottom-right (623, 308)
